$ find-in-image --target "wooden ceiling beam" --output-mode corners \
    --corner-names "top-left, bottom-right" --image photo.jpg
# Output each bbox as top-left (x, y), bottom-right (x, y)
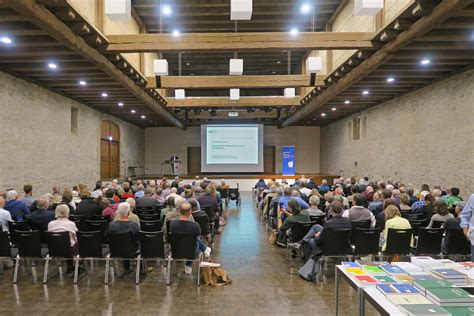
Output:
top-left (5, 0), bottom-right (184, 129)
top-left (281, 0), bottom-right (474, 127)
top-left (167, 97), bottom-right (302, 108)
top-left (145, 75), bottom-right (325, 89)
top-left (106, 32), bottom-right (375, 53)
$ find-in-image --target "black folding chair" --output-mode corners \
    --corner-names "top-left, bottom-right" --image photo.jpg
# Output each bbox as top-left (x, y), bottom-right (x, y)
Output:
top-left (105, 232), bottom-right (137, 284)
top-left (431, 220), bottom-right (445, 229)
top-left (350, 220), bottom-right (371, 244)
top-left (86, 220), bottom-right (108, 242)
top-left (384, 228), bottom-right (412, 256)
top-left (169, 232), bottom-right (202, 285)
top-left (137, 205), bottom-right (156, 213)
top-left (137, 231), bottom-right (169, 284)
top-left (139, 220), bottom-right (162, 232)
top-left (13, 230), bottom-right (43, 283)
top-left (414, 228), bottom-right (443, 256)
top-left (43, 231), bottom-right (73, 284)
top-left (445, 228), bottom-right (471, 257)
top-left (74, 230), bottom-right (109, 284)
top-left (91, 214), bottom-right (109, 222)
top-left (138, 213), bottom-right (160, 221)
top-left (310, 215), bottom-right (325, 225)
top-left (409, 219), bottom-right (428, 237)
top-left (8, 221), bottom-right (30, 247)
top-left (318, 229), bottom-right (352, 281)
top-left (69, 214), bottom-right (87, 231)
top-left (268, 201), bottom-right (279, 230)
top-left (353, 228), bottom-right (382, 257)
top-left (193, 214), bottom-right (212, 243)
top-left (287, 221), bottom-right (316, 267)
top-left (0, 231), bottom-right (12, 274)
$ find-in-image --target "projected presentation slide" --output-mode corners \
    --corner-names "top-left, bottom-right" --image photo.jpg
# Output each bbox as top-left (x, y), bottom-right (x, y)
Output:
top-left (206, 126), bottom-right (259, 164)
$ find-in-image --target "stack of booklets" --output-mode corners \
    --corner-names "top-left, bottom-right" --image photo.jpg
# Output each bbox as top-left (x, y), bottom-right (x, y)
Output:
top-left (398, 304), bottom-right (450, 315)
top-left (342, 262), bottom-right (379, 284)
top-left (430, 268), bottom-right (468, 286)
top-left (393, 262), bottom-right (425, 273)
top-left (426, 287), bottom-right (474, 307)
top-left (411, 256), bottom-right (445, 269)
top-left (442, 306), bottom-right (474, 315)
top-left (377, 283), bottom-right (441, 309)
top-left (413, 280), bottom-right (455, 296)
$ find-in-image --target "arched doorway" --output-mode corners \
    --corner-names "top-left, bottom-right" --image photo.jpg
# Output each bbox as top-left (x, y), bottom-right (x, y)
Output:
top-left (100, 120), bottom-right (120, 179)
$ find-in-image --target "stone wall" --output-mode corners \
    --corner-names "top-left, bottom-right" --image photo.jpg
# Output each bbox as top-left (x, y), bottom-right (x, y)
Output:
top-left (320, 70), bottom-right (474, 198)
top-left (0, 71), bottom-right (145, 197)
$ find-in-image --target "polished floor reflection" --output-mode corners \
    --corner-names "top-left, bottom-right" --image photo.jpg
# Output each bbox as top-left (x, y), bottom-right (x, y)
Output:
top-left (0, 193), bottom-right (378, 315)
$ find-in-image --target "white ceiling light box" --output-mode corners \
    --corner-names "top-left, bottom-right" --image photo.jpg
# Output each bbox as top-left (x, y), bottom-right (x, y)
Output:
top-left (153, 59), bottom-right (168, 76)
top-left (231, 0), bottom-right (253, 20)
top-left (175, 89), bottom-right (185, 100)
top-left (284, 88), bottom-right (295, 98)
top-left (105, 0), bottom-right (131, 21)
top-left (229, 59), bottom-right (243, 75)
top-left (354, 0), bottom-right (383, 16)
top-left (230, 89), bottom-right (240, 100)
top-left (306, 57), bottom-right (322, 74)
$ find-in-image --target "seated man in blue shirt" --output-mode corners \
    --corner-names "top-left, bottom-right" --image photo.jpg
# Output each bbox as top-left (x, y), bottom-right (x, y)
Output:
top-left (4, 190), bottom-right (31, 222)
top-left (29, 197), bottom-right (55, 231)
top-left (279, 187), bottom-right (310, 211)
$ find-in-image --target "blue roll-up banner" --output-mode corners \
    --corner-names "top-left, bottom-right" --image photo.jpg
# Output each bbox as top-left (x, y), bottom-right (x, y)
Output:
top-left (282, 146), bottom-right (295, 176)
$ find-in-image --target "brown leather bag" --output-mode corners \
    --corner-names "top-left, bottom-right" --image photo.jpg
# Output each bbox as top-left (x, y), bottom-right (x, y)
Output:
top-left (201, 267), bottom-right (232, 287)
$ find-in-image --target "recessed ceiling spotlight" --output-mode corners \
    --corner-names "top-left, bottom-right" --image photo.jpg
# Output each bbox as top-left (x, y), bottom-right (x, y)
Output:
top-left (331, 107), bottom-right (337, 111)
top-left (272, 71), bottom-right (276, 74)
top-left (186, 62), bottom-right (191, 66)
top-left (190, 73), bottom-right (195, 76)
top-left (420, 58), bottom-right (431, 65)
top-left (48, 63), bottom-right (57, 69)
top-left (386, 77), bottom-right (395, 83)
top-left (344, 100), bottom-right (351, 104)
top-left (162, 4), bottom-right (172, 16)
top-left (290, 28), bottom-right (299, 36)
top-left (362, 90), bottom-right (369, 95)
top-left (78, 80), bottom-right (87, 86)
top-left (276, 61), bottom-right (281, 64)
top-left (172, 29), bottom-right (180, 37)
top-left (101, 92), bottom-right (108, 97)
top-left (118, 102), bottom-right (124, 106)
top-left (141, 115), bottom-right (146, 119)
top-left (300, 3), bottom-right (312, 14)
top-left (321, 113), bottom-right (326, 117)
top-left (131, 109), bottom-right (136, 113)
top-left (1, 36), bottom-right (12, 44)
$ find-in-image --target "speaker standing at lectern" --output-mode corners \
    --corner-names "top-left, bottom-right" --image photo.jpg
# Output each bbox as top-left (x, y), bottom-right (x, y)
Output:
top-left (170, 155), bottom-right (180, 175)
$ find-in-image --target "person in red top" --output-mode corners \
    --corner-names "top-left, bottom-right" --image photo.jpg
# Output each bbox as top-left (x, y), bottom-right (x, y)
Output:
top-left (120, 187), bottom-right (134, 199)
top-left (100, 199), bottom-right (119, 220)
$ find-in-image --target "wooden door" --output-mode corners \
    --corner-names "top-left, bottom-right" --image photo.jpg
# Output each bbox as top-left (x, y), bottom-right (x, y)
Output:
top-left (263, 146), bottom-right (276, 174)
top-left (187, 147), bottom-right (201, 175)
top-left (100, 121), bottom-right (120, 179)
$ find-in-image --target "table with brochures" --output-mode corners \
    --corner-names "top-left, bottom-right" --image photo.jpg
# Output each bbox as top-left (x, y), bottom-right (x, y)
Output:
top-left (335, 257), bottom-right (474, 316)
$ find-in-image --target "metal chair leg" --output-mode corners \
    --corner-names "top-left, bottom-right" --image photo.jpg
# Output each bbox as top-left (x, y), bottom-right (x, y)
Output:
top-left (166, 257), bottom-right (171, 285)
top-left (104, 255), bottom-right (110, 285)
top-left (73, 255), bottom-right (80, 284)
top-left (13, 255), bottom-right (20, 284)
top-left (135, 256), bottom-right (141, 285)
top-left (197, 254), bottom-right (202, 286)
top-left (43, 255), bottom-right (50, 284)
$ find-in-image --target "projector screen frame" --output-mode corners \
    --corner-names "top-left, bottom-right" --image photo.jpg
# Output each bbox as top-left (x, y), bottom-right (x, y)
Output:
top-left (200, 124), bottom-right (264, 173)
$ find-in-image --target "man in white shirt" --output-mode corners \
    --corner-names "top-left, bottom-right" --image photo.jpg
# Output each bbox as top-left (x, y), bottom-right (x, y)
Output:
top-left (0, 197), bottom-right (13, 231)
top-left (299, 182), bottom-right (312, 197)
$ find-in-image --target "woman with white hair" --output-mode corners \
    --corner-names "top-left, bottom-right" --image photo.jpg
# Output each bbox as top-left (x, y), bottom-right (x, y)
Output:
top-left (47, 204), bottom-right (78, 274)
top-left (305, 195), bottom-right (325, 217)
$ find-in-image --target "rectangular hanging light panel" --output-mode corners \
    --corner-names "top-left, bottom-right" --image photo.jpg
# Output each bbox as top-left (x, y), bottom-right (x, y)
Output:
top-left (229, 59), bottom-right (244, 76)
top-left (105, 0), bottom-right (131, 21)
top-left (153, 59), bottom-right (168, 76)
top-left (306, 57), bottom-right (322, 74)
top-left (230, 89), bottom-right (240, 100)
top-left (231, 0), bottom-right (253, 20)
top-left (354, 0), bottom-right (384, 16)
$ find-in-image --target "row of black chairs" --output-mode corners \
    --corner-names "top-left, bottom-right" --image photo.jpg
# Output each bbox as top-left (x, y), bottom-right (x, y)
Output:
top-left (2, 229), bottom-right (203, 285)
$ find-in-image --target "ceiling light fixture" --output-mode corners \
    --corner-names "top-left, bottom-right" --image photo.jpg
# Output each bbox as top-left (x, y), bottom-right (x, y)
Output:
top-left (331, 107), bottom-right (337, 111)
top-left (101, 92), bottom-right (108, 97)
top-left (362, 90), bottom-right (369, 95)
top-left (276, 61), bottom-right (281, 64)
top-left (186, 62), bottom-right (191, 66)
top-left (172, 29), bottom-right (180, 37)
top-left (131, 109), bottom-right (136, 113)
top-left (321, 113), bottom-right (326, 117)
top-left (300, 3), bottom-right (311, 14)
top-left (118, 102), bottom-right (124, 106)
top-left (386, 77), bottom-right (395, 83)
top-left (78, 80), bottom-right (87, 86)
top-left (290, 27), bottom-right (299, 36)
top-left (162, 4), bottom-right (172, 16)
top-left (344, 100), bottom-right (351, 104)
top-left (48, 63), bottom-right (57, 69)
top-left (1, 36), bottom-right (12, 44)
top-left (141, 115), bottom-right (146, 119)
top-left (421, 58), bottom-right (431, 65)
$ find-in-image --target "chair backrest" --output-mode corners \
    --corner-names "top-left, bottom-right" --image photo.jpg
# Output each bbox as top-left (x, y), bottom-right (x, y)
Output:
top-left (271, 201), bottom-right (279, 217)
top-left (169, 232), bottom-right (198, 260)
top-left (320, 229), bottom-right (352, 256)
top-left (218, 188), bottom-right (229, 199)
top-left (415, 228), bottom-right (443, 255)
top-left (385, 228), bottom-right (412, 255)
top-left (16, 230), bottom-right (42, 258)
top-left (138, 213), bottom-right (160, 221)
top-left (408, 219), bottom-right (428, 237)
top-left (77, 231), bottom-right (103, 258)
top-left (353, 228), bottom-right (381, 256)
top-left (91, 214), bottom-right (109, 222)
top-left (310, 215), bottom-right (325, 225)
top-left (139, 220), bottom-right (162, 232)
top-left (108, 232), bottom-right (136, 259)
top-left (350, 220), bottom-right (372, 244)
top-left (446, 228), bottom-right (471, 255)
top-left (46, 231), bottom-right (73, 258)
top-left (86, 220), bottom-right (108, 240)
top-left (289, 221), bottom-right (315, 243)
top-left (0, 231), bottom-right (11, 257)
top-left (201, 205), bottom-right (212, 219)
top-left (137, 205), bottom-right (156, 213)
top-left (403, 213), bottom-right (423, 221)
top-left (8, 221), bottom-right (30, 245)
top-left (193, 214), bottom-right (211, 236)
top-left (431, 220), bottom-right (445, 229)
top-left (69, 214), bottom-right (87, 231)
top-left (139, 231), bottom-right (165, 258)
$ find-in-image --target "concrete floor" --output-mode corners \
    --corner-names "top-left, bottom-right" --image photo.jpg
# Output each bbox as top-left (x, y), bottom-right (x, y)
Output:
top-left (0, 193), bottom-right (379, 315)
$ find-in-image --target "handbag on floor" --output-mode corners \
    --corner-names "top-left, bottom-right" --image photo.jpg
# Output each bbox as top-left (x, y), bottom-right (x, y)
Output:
top-left (201, 266), bottom-right (232, 287)
top-left (299, 257), bottom-right (320, 282)
top-left (269, 229), bottom-right (278, 245)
